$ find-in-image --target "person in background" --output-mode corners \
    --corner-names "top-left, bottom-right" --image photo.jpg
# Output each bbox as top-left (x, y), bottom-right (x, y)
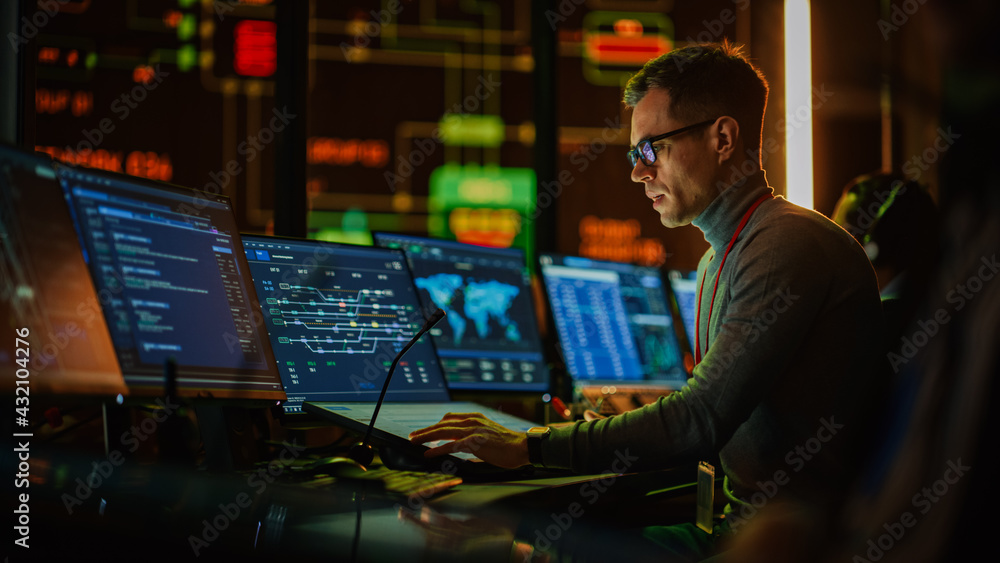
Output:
top-left (832, 172), bottom-right (939, 352)
top-left (831, 172), bottom-right (939, 300)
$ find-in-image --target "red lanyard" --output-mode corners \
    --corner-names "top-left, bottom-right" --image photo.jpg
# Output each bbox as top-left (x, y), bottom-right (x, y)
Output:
top-left (694, 194), bottom-right (771, 365)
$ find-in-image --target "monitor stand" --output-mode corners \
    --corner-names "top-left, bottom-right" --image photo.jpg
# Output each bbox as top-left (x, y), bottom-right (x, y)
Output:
top-left (194, 405), bottom-right (260, 472)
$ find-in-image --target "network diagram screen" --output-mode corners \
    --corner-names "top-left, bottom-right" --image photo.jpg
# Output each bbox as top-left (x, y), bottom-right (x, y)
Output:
top-left (243, 236), bottom-right (449, 413)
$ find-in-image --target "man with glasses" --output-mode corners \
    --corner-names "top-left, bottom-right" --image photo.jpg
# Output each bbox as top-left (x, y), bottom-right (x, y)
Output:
top-left (412, 41), bottom-right (885, 559)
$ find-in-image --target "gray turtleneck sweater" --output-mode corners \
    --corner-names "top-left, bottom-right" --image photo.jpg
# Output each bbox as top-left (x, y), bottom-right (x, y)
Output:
top-left (540, 171), bottom-right (884, 508)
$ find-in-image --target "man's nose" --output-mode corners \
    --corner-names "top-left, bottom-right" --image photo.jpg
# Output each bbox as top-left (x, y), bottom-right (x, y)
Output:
top-left (631, 159), bottom-right (654, 183)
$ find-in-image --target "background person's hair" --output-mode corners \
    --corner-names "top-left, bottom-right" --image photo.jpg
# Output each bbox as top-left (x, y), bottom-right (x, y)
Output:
top-left (623, 41), bottom-right (769, 159)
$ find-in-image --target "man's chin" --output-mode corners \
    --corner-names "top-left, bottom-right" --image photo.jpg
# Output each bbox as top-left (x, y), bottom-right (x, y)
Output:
top-left (659, 213), bottom-right (689, 229)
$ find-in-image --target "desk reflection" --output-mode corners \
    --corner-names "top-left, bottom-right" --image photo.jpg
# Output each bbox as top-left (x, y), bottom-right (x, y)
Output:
top-left (17, 446), bottom-right (696, 562)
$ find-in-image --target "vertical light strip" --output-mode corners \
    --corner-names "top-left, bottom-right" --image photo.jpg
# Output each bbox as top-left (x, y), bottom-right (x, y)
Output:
top-left (784, 0), bottom-right (813, 209)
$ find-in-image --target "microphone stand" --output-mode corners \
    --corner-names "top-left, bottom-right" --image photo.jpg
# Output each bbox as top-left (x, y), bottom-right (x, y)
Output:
top-left (348, 308), bottom-right (446, 467)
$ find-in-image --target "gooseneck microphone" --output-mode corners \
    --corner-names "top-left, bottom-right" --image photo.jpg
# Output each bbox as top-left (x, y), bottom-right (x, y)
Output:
top-left (349, 308), bottom-right (446, 467)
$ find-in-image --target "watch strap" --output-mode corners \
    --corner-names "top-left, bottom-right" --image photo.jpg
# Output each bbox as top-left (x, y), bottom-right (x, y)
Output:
top-left (526, 426), bottom-right (550, 466)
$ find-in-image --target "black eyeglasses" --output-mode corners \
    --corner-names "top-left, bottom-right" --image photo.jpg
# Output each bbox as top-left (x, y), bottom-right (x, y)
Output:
top-left (626, 119), bottom-right (718, 167)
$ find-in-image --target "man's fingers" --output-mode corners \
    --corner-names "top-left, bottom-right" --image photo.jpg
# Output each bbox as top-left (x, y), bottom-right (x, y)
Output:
top-left (439, 412), bottom-right (488, 423)
top-left (409, 425), bottom-right (467, 443)
top-left (440, 412), bottom-right (478, 420)
top-left (440, 416), bottom-right (493, 429)
top-left (411, 415), bottom-right (492, 442)
top-left (423, 436), bottom-right (480, 459)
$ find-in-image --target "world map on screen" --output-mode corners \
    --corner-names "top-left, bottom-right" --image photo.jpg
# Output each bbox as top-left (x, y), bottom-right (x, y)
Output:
top-left (414, 273), bottom-right (522, 346)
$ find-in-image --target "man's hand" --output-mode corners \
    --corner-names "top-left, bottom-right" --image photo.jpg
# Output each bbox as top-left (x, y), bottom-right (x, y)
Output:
top-left (408, 412), bottom-right (530, 469)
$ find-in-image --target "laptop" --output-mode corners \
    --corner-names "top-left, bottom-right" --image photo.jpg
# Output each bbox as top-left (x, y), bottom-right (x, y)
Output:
top-left (241, 235), bottom-right (541, 474)
top-left (538, 254), bottom-right (689, 414)
top-left (372, 232), bottom-right (550, 393)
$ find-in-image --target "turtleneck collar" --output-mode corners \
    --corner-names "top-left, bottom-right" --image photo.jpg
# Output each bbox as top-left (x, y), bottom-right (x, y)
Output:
top-left (691, 170), bottom-right (774, 251)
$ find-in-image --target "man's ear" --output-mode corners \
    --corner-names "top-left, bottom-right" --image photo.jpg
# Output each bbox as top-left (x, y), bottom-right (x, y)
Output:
top-left (713, 116), bottom-right (740, 163)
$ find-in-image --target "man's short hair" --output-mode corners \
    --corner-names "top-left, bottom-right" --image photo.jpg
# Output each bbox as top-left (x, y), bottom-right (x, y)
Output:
top-left (623, 41), bottom-right (769, 157)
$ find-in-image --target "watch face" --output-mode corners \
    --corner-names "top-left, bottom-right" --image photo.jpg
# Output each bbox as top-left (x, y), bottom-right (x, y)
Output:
top-left (528, 426), bottom-right (551, 436)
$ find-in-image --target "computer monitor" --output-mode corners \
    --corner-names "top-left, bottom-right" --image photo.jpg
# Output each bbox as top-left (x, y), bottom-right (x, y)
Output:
top-left (373, 233), bottom-right (550, 392)
top-left (667, 269), bottom-right (698, 353)
top-left (55, 165), bottom-right (285, 404)
top-left (242, 235), bottom-right (449, 414)
top-left (538, 254), bottom-right (687, 385)
top-left (0, 144), bottom-right (126, 398)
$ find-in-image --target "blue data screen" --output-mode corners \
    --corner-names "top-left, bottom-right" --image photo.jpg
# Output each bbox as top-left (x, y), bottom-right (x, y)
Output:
top-left (540, 264), bottom-right (643, 380)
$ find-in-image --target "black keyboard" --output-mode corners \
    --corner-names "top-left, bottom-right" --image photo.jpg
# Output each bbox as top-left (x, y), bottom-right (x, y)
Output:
top-left (302, 466), bottom-right (463, 500)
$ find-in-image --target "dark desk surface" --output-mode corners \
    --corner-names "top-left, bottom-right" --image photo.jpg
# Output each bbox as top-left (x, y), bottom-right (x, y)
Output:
top-left (15, 445), bottom-right (708, 562)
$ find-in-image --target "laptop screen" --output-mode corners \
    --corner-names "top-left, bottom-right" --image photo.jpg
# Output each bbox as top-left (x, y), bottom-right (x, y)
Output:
top-left (539, 254), bottom-right (687, 384)
top-left (373, 233), bottom-right (549, 392)
top-left (55, 165), bottom-right (285, 403)
top-left (0, 145), bottom-right (126, 398)
top-left (667, 269), bottom-right (698, 352)
top-left (242, 235), bottom-right (450, 413)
